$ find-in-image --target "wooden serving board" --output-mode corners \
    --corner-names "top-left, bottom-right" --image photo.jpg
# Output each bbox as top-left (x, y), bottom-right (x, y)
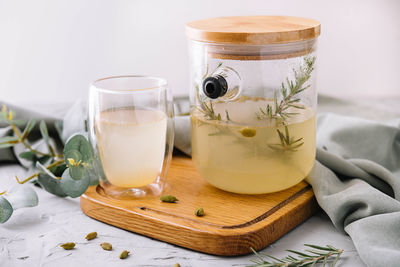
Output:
top-left (80, 155), bottom-right (319, 256)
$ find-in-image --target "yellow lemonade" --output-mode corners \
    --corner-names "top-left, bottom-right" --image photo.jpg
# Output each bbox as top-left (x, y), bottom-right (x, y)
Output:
top-left (191, 98), bottom-right (316, 194)
top-left (96, 109), bottom-right (167, 188)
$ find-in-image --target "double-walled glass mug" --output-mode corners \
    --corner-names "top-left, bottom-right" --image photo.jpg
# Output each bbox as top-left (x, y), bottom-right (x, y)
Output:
top-left (88, 76), bottom-right (174, 199)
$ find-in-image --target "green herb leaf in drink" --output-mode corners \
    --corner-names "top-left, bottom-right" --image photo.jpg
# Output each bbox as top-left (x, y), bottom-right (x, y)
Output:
top-left (256, 56), bottom-right (316, 123)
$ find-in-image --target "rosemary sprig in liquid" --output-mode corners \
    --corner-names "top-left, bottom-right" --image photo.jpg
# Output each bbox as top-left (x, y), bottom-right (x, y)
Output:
top-left (256, 56), bottom-right (316, 123)
top-left (268, 126), bottom-right (304, 152)
top-left (257, 56), bottom-right (316, 152)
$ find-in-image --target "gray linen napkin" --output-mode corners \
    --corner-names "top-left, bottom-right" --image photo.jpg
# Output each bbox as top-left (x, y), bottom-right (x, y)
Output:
top-left (1, 96), bottom-right (399, 267)
top-left (310, 114), bottom-right (400, 266)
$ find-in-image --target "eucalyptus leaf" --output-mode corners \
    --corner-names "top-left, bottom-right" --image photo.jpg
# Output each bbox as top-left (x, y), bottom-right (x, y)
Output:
top-left (64, 134), bottom-right (93, 163)
top-left (65, 149), bottom-right (82, 163)
top-left (13, 143), bottom-right (34, 168)
top-left (64, 149), bottom-right (85, 180)
top-left (21, 119), bottom-right (36, 140)
top-left (37, 155), bottom-right (52, 166)
top-left (60, 169), bottom-right (89, 198)
top-left (37, 173), bottom-right (67, 197)
top-left (69, 165), bottom-right (86, 180)
top-left (0, 136), bottom-right (19, 148)
top-left (17, 139), bottom-right (50, 164)
top-left (19, 151), bottom-right (36, 161)
top-left (49, 163), bottom-right (67, 177)
top-left (36, 162), bottom-right (58, 179)
top-left (39, 120), bottom-right (55, 156)
top-left (6, 185), bottom-right (38, 210)
top-left (39, 120), bottom-right (50, 145)
top-left (0, 197), bottom-right (13, 223)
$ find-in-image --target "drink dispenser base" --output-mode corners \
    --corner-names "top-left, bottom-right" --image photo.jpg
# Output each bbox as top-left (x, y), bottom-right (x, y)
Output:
top-left (186, 16), bottom-right (321, 194)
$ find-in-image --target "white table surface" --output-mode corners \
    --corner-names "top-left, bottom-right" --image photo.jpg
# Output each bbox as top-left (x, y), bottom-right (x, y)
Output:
top-left (2, 95), bottom-right (399, 267)
top-left (0, 163), bottom-right (365, 267)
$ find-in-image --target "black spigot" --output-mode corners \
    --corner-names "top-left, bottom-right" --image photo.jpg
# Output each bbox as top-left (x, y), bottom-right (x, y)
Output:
top-left (202, 75), bottom-right (228, 99)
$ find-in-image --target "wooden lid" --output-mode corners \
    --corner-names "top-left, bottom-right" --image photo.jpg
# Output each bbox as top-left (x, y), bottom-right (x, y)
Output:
top-left (186, 16), bottom-right (320, 45)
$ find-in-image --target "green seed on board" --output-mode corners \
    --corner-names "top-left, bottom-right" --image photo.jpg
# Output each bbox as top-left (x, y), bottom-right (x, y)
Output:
top-left (100, 242), bottom-right (112, 251)
top-left (85, 232), bottom-right (97, 240)
top-left (60, 242), bottom-right (75, 250)
top-left (119, 250), bottom-right (130, 259)
top-left (194, 207), bottom-right (205, 217)
top-left (160, 195), bottom-right (178, 203)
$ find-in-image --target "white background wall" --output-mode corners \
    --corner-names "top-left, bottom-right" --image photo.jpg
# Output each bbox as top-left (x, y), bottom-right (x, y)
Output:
top-left (0, 0), bottom-right (399, 105)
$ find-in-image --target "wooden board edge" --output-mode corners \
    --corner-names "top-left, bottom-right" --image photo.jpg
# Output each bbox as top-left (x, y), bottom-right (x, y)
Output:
top-left (80, 189), bottom-right (319, 256)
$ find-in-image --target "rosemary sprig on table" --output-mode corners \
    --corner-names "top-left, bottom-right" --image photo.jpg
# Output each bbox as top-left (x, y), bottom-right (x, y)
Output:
top-left (268, 126), bottom-right (304, 152)
top-left (256, 56), bottom-right (316, 123)
top-left (248, 244), bottom-right (343, 267)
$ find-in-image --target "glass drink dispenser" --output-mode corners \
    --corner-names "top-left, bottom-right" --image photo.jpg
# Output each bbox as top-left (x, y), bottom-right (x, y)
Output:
top-left (186, 16), bottom-right (321, 194)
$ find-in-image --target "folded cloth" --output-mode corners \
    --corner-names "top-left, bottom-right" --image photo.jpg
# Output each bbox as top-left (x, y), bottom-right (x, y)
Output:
top-left (1, 96), bottom-right (399, 267)
top-left (310, 114), bottom-right (400, 267)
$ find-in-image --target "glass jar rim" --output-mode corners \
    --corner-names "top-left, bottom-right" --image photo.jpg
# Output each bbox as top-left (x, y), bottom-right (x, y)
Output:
top-left (91, 75), bottom-right (168, 94)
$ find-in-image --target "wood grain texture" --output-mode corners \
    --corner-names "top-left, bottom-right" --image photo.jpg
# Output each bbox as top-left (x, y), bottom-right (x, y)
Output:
top-left (186, 16), bottom-right (321, 44)
top-left (80, 155), bottom-right (319, 256)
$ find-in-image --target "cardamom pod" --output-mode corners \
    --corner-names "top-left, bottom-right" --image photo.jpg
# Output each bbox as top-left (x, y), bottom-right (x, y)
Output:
top-left (239, 127), bottom-right (256, 137)
top-left (60, 242), bottom-right (75, 250)
top-left (194, 207), bottom-right (205, 217)
top-left (160, 195), bottom-right (178, 203)
top-left (119, 250), bottom-right (130, 259)
top-left (100, 242), bottom-right (112, 251)
top-left (173, 264), bottom-right (181, 267)
top-left (85, 232), bottom-right (97, 240)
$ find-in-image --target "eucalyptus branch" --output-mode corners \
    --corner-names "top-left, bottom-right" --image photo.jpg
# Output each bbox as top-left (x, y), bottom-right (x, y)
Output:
top-left (9, 122), bottom-right (21, 139)
top-left (15, 159), bottom-right (65, 184)
top-left (20, 138), bottom-right (54, 158)
top-left (0, 105), bottom-right (96, 224)
top-left (3, 110), bottom-right (56, 158)
top-left (248, 244), bottom-right (343, 267)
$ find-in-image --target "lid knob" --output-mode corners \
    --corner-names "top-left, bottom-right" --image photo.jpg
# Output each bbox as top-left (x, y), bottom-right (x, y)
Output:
top-left (202, 75), bottom-right (228, 99)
